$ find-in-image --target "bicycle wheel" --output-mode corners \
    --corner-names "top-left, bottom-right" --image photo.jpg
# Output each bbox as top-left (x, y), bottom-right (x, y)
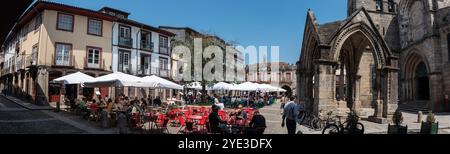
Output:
top-left (343, 122), bottom-right (365, 134)
top-left (322, 124), bottom-right (340, 134)
top-left (310, 116), bottom-right (321, 130)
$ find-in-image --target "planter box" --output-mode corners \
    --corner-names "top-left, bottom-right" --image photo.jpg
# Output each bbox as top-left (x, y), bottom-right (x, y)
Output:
top-left (49, 95), bottom-right (60, 103)
top-left (388, 124), bottom-right (408, 134)
top-left (420, 122), bottom-right (439, 134)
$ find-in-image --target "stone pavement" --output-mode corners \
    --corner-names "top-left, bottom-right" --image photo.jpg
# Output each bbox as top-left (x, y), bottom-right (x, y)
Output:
top-left (259, 101), bottom-right (450, 134)
top-left (0, 95), bottom-right (116, 134)
top-left (1, 94), bottom-right (52, 110)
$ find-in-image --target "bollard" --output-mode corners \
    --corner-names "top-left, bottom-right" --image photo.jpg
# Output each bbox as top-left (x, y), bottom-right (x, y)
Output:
top-left (417, 111), bottom-right (423, 123)
top-left (117, 112), bottom-right (128, 134)
top-left (55, 101), bottom-right (60, 112)
top-left (100, 110), bottom-right (108, 128)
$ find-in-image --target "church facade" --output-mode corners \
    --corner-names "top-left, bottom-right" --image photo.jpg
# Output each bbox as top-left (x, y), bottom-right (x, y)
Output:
top-left (297, 0), bottom-right (450, 123)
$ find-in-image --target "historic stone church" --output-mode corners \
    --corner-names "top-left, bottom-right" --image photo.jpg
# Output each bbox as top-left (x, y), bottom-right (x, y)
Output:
top-left (297, 0), bottom-right (450, 123)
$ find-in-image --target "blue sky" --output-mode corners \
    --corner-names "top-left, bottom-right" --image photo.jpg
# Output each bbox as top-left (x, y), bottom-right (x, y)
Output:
top-left (46, 0), bottom-right (347, 64)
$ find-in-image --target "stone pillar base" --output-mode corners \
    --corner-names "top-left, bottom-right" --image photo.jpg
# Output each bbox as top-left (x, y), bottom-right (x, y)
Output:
top-left (368, 116), bottom-right (392, 124)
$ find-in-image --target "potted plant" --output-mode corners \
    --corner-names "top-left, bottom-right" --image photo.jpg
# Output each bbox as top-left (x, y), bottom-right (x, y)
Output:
top-left (388, 110), bottom-right (408, 134)
top-left (420, 111), bottom-right (439, 134)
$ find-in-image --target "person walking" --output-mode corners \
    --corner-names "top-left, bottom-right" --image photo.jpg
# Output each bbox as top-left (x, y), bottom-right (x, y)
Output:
top-left (282, 96), bottom-right (299, 134)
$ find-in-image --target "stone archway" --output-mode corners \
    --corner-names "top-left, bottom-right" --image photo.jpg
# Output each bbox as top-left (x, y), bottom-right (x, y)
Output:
top-left (281, 85), bottom-right (292, 97)
top-left (401, 51), bottom-right (431, 110)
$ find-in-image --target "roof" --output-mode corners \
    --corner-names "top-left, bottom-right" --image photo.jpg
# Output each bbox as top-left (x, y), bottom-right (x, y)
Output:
top-left (116, 18), bottom-right (175, 36)
top-left (317, 20), bottom-right (343, 44)
top-left (0, 0), bottom-right (33, 46)
top-left (4, 1), bottom-right (116, 44)
top-left (98, 7), bottom-right (130, 16)
top-left (159, 26), bottom-right (203, 36)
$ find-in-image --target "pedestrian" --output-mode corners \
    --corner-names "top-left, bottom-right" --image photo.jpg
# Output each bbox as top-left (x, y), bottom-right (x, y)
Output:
top-left (249, 110), bottom-right (266, 134)
top-left (282, 96), bottom-right (299, 134)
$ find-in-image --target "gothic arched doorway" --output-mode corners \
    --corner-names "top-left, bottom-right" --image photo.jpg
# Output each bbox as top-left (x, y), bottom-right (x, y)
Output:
top-left (415, 61), bottom-right (429, 101)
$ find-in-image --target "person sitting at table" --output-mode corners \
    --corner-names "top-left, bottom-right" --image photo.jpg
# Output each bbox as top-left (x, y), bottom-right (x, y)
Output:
top-left (106, 99), bottom-right (113, 113)
top-left (140, 98), bottom-right (147, 110)
top-left (208, 105), bottom-right (226, 134)
top-left (249, 110), bottom-right (266, 134)
top-left (213, 94), bottom-right (225, 110)
top-left (153, 96), bottom-right (162, 107)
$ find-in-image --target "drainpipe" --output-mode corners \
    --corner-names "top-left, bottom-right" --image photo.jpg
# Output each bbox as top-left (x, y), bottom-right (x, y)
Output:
top-left (111, 22), bottom-right (117, 72)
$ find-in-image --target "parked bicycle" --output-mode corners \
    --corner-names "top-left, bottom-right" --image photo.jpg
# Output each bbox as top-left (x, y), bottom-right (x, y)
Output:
top-left (322, 110), bottom-right (364, 134)
top-left (298, 110), bottom-right (321, 130)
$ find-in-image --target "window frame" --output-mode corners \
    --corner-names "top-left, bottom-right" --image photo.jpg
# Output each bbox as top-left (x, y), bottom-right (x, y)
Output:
top-left (159, 57), bottom-right (169, 70)
top-left (118, 49), bottom-right (131, 72)
top-left (447, 33), bottom-right (450, 61)
top-left (87, 18), bottom-right (103, 36)
top-left (86, 46), bottom-right (102, 69)
top-left (54, 42), bottom-right (73, 66)
top-left (375, 0), bottom-right (383, 12)
top-left (56, 12), bottom-right (74, 32)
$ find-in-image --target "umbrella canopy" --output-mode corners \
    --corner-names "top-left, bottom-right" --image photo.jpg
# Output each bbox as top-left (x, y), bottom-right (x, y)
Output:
top-left (141, 75), bottom-right (183, 90)
top-left (53, 72), bottom-right (95, 85)
top-left (257, 84), bottom-right (279, 92)
top-left (83, 72), bottom-right (150, 88)
top-left (210, 82), bottom-right (235, 91)
top-left (232, 82), bottom-right (260, 91)
top-left (185, 82), bottom-right (203, 90)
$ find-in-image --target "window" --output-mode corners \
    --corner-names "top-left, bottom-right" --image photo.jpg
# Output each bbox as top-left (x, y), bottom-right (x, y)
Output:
top-left (87, 47), bottom-right (101, 68)
top-left (119, 25), bottom-right (132, 47)
top-left (118, 50), bottom-right (130, 73)
top-left (159, 36), bottom-right (168, 48)
top-left (57, 13), bottom-right (74, 31)
top-left (31, 44), bottom-right (38, 65)
top-left (159, 58), bottom-right (168, 70)
top-left (376, 0), bottom-right (383, 11)
top-left (55, 43), bottom-right (72, 66)
top-left (119, 25), bottom-right (131, 38)
top-left (88, 18), bottom-right (102, 36)
top-left (140, 31), bottom-right (152, 50)
top-left (447, 34), bottom-right (450, 61)
top-left (388, 0), bottom-right (395, 12)
top-left (34, 14), bottom-right (42, 30)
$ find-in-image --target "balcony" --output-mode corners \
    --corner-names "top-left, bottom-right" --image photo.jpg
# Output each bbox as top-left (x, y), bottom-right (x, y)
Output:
top-left (118, 37), bottom-right (133, 48)
top-left (118, 63), bottom-right (132, 74)
top-left (160, 69), bottom-right (169, 78)
top-left (140, 40), bottom-right (154, 51)
top-left (53, 55), bottom-right (75, 68)
top-left (25, 53), bottom-right (38, 67)
top-left (137, 65), bottom-right (151, 76)
top-left (84, 57), bottom-right (105, 70)
top-left (159, 47), bottom-right (169, 55)
top-left (149, 66), bottom-right (170, 78)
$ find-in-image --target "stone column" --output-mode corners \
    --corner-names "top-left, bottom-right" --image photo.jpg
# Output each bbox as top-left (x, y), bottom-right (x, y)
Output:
top-left (353, 75), bottom-right (362, 110)
top-left (429, 73), bottom-right (443, 112)
top-left (313, 60), bottom-right (338, 116)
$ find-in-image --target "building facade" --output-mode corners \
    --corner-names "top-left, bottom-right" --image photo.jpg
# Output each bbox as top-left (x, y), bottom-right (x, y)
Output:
top-left (0, 1), bottom-right (176, 104)
top-left (246, 62), bottom-right (296, 96)
top-left (297, 0), bottom-right (450, 123)
top-left (0, 1), bottom-right (115, 104)
top-left (160, 26), bottom-right (245, 85)
top-left (100, 8), bottom-right (176, 99)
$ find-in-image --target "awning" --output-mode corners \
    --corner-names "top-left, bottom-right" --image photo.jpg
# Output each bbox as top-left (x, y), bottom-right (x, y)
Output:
top-left (52, 71), bottom-right (95, 85)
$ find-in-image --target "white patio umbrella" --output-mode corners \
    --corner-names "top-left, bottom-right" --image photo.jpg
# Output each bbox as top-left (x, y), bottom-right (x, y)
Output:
top-left (210, 82), bottom-right (234, 91)
top-left (232, 82), bottom-right (259, 91)
top-left (141, 75), bottom-right (183, 90)
top-left (258, 84), bottom-right (279, 92)
top-left (83, 72), bottom-right (151, 88)
top-left (53, 71), bottom-right (95, 85)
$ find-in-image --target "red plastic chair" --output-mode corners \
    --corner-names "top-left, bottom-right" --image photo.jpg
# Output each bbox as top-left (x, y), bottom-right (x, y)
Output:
top-left (196, 116), bottom-right (209, 134)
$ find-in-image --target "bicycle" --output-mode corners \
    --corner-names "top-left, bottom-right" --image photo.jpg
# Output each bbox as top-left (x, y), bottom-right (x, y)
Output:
top-left (322, 110), bottom-right (364, 134)
top-left (298, 110), bottom-right (321, 130)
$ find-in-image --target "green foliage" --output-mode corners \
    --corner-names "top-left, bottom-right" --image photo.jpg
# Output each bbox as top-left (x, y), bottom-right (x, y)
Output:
top-left (426, 111), bottom-right (436, 123)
